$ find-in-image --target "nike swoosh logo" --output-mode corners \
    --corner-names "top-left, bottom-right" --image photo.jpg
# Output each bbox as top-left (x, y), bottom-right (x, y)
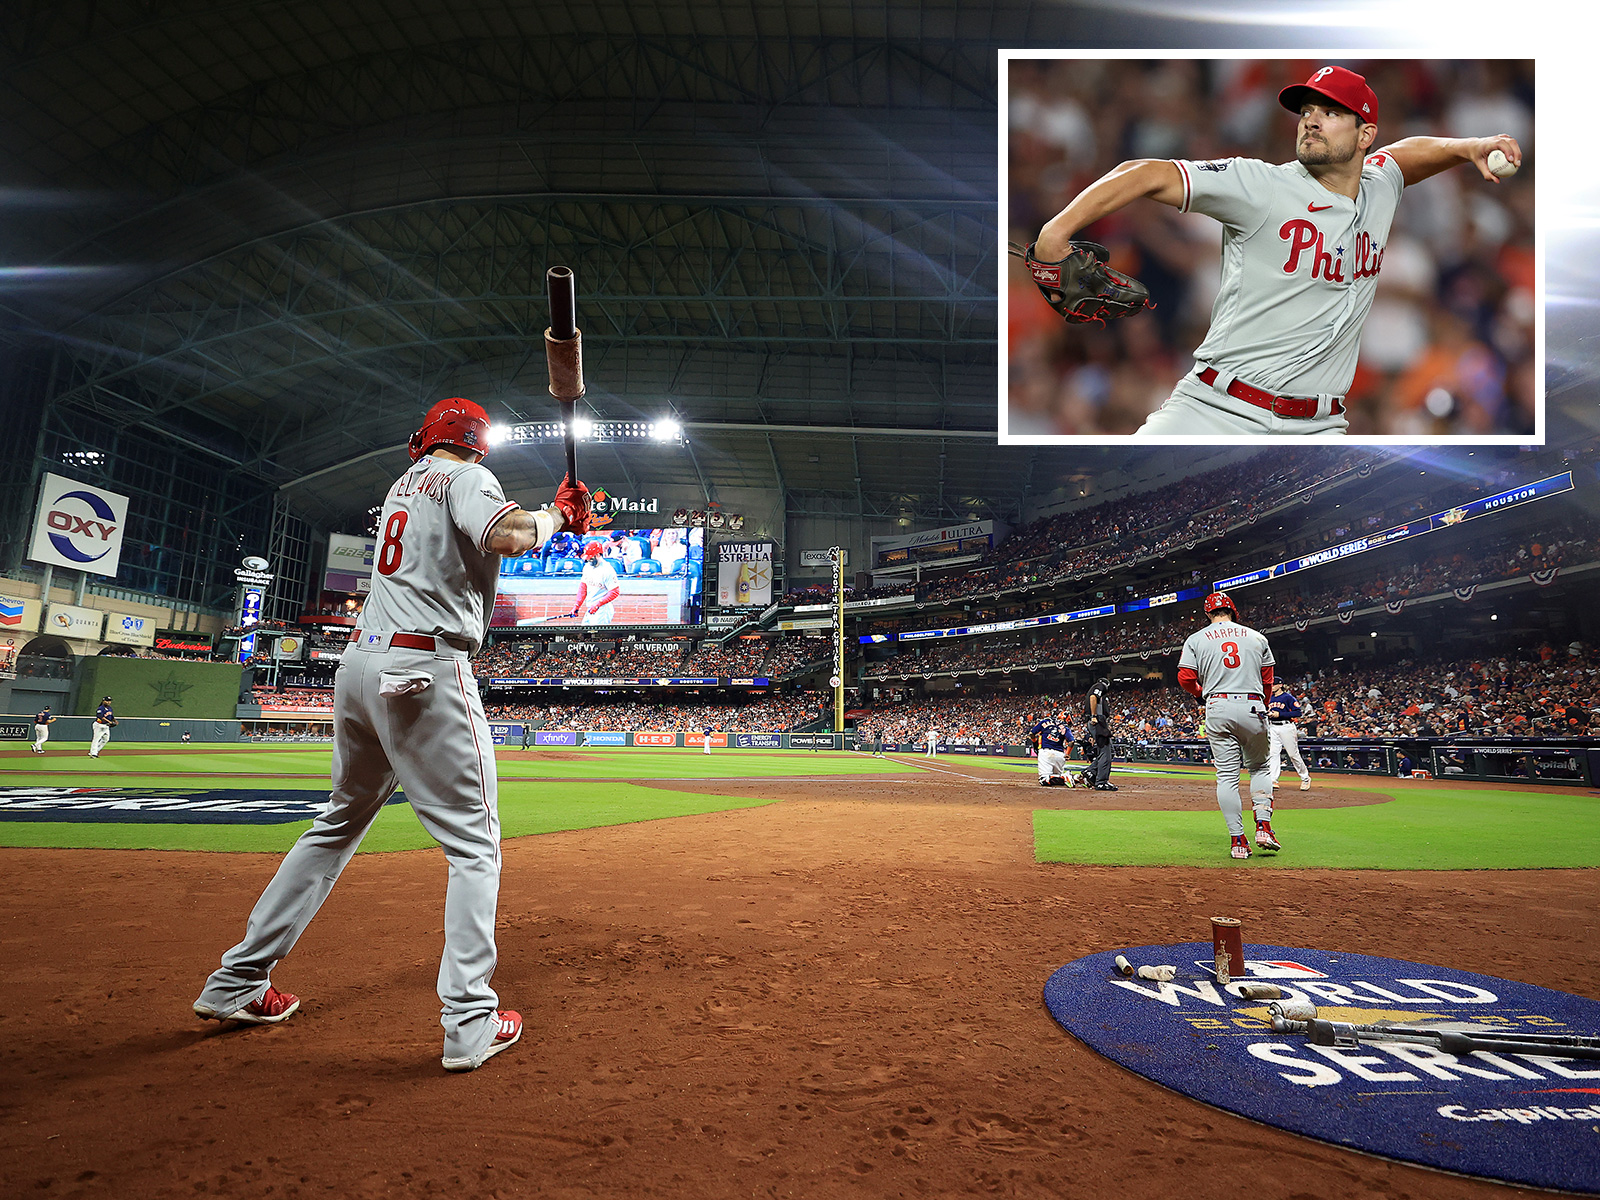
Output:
top-left (1308, 203), bottom-right (1333, 212)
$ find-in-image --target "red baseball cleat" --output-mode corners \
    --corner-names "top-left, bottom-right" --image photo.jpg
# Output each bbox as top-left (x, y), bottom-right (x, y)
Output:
top-left (1255, 821), bottom-right (1281, 852)
top-left (1230, 835), bottom-right (1252, 860)
top-left (442, 1010), bottom-right (522, 1072)
top-left (194, 984), bottom-right (300, 1025)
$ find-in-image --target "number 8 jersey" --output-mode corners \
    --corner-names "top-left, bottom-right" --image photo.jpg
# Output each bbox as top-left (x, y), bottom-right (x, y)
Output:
top-left (1179, 618), bottom-right (1275, 696)
top-left (358, 456), bottom-right (519, 653)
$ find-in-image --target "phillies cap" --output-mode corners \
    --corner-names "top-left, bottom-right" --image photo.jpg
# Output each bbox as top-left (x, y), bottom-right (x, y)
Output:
top-left (1279, 65), bottom-right (1378, 123)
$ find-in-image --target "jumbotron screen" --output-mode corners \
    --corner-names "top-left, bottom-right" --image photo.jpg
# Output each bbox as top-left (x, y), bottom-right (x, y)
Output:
top-left (490, 527), bottom-right (705, 628)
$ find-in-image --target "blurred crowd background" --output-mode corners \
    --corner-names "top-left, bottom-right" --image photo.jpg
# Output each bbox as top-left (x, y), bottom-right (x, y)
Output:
top-left (1008, 58), bottom-right (1535, 436)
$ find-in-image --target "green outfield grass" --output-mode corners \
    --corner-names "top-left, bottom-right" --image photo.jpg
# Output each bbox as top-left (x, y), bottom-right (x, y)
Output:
top-left (1033, 782), bottom-right (1600, 869)
top-left (0, 775), bottom-right (779, 853)
top-left (0, 743), bottom-right (915, 782)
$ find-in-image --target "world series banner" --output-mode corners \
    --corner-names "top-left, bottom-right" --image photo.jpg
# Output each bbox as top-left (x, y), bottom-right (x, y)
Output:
top-left (716, 541), bottom-right (773, 608)
top-left (27, 472), bottom-right (131, 579)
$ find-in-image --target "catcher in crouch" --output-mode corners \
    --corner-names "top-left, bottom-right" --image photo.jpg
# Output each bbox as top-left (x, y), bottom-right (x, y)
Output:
top-left (1018, 64), bottom-right (1524, 437)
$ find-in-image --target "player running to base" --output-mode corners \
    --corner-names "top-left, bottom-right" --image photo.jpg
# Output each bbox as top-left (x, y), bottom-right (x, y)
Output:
top-left (568, 541), bottom-right (621, 625)
top-left (1267, 679), bottom-right (1313, 791)
top-left (1178, 592), bottom-right (1279, 859)
top-left (89, 696), bottom-right (116, 758)
top-left (32, 706), bottom-right (54, 753)
top-left (1027, 65), bottom-right (1524, 436)
top-left (195, 397), bottom-right (591, 1072)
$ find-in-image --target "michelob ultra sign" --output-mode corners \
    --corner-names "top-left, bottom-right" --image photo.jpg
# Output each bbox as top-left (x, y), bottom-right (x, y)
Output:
top-left (716, 541), bottom-right (773, 608)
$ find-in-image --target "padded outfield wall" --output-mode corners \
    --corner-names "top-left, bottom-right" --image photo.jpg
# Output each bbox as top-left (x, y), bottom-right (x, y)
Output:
top-left (75, 657), bottom-right (245, 719)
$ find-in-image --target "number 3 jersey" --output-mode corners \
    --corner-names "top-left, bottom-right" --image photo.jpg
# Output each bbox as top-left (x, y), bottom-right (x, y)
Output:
top-left (1179, 620), bottom-right (1275, 696)
top-left (358, 456), bottom-right (520, 653)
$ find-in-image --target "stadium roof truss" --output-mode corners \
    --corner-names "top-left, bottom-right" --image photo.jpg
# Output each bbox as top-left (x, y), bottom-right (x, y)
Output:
top-left (0, 2), bottom-right (1052, 534)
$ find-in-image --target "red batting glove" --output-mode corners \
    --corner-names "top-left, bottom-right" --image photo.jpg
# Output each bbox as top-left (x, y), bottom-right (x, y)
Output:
top-left (552, 475), bottom-right (591, 534)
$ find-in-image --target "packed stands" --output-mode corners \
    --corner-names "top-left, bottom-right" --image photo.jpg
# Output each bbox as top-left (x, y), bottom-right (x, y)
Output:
top-left (486, 693), bottom-right (820, 732)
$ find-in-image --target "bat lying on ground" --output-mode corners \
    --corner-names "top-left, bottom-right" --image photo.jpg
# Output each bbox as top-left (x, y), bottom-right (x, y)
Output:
top-left (1270, 1015), bottom-right (1600, 1060)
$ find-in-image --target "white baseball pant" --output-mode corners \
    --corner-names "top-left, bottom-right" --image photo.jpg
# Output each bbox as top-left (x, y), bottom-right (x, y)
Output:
top-left (1268, 721), bottom-right (1311, 786)
top-left (89, 722), bottom-right (111, 756)
top-left (1037, 748), bottom-right (1066, 782)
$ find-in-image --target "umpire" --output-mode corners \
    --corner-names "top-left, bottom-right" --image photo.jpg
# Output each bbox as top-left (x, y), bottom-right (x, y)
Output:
top-left (1081, 675), bottom-right (1117, 791)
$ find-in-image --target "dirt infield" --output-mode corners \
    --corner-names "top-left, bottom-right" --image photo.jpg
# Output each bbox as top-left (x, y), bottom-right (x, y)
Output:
top-left (2, 775), bottom-right (1594, 1198)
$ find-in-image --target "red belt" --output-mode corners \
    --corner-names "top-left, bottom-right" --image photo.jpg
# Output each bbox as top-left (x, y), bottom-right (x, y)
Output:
top-left (349, 631), bottom-right (442, 650)
top-left (1197, 368), bottom-right (1343, 420)
top-left (1208, 692), bottom-right (1263, 700)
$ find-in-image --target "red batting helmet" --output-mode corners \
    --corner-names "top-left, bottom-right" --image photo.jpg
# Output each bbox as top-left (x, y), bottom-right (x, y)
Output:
top-left (408, 397), bottom-right (491, 462)
top-left (1204, 591), bottom-right (1237, 617)
top-left (582, 541), bottom-right (604, 559)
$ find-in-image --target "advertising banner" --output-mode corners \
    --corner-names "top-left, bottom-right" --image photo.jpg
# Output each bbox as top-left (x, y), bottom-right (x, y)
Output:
top-left (786, 733), bottom-right (838, 749)
top-left (102, 611), bottom-right (157, 647)
top-left (324, 533), bottom-right (376, 594)
top-left (735, 733), bottom-right (783, 749)
top-left (633, 731), bottom-right (677, 747)
top-left (582, 731), bottom-right (629, 746)
top-left (155, 633), bottom-right (213, 654)
top-left (27, 473), bottom-right (131, 579)
top-left (0, 636), bottom-right (17, 680)
top-left (686, 732), bottom-right (728, 748)
top-left (534, 731), bottom-right (578, 747)
top-left (273, 635), bottom-right (306, 661)
top-left (45, 603), bottom-right (104, 639)
top-left (0, 592), bottom-right (42, 634)
top-left (799, 548), bottom-right (847, 568)
top-left (716, 542), bottom-right (774, 607)
top-left (1216, 474), bottom-right (1576, 592)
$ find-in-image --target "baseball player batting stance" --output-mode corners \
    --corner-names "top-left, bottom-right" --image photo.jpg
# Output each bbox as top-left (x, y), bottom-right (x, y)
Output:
top-left (1178, 592), bottom-right (1279, 859)
top-left (1267, 679), bottom-right (1313, 791)
top-left (195, 397), bottom-right (591, 1072)
top-left (1022, 65), bottom-right (1524, 436)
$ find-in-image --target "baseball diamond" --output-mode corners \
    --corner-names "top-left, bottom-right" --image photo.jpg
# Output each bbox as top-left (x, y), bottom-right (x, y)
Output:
top-left (0, 9), bottom-right (1592, 1200)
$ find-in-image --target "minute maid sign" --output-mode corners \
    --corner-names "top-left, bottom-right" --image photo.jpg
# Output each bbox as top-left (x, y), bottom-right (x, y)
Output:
top-left (1043, 943), bottom-right (1600, 1192)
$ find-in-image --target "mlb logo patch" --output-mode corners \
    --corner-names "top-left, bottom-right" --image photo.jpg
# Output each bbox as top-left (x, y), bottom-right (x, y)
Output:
top-left (366, 633), bottom-right (383, 646)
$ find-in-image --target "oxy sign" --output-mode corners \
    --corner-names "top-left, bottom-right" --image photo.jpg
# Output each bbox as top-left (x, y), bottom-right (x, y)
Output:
top-left (28, 473), bottom-right (131, 578)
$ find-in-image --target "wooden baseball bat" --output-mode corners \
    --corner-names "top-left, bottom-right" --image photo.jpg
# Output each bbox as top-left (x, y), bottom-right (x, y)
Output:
top-left (544, 266), bottom-right (582, 485)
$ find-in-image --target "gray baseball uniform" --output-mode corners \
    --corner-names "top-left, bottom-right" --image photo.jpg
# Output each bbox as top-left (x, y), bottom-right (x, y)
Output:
top-left (197, 454), bottom-right (556, 1064)
top-left (578, 556), bottom-right (621, 625)
top-left (1137, 152), bottom-right (1405, 436)
top-left (1179, 620), bottom-right (1276, 836)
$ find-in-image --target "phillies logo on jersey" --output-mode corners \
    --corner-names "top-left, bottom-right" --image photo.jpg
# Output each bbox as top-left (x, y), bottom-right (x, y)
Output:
top-left (43, 490), bottom-right (119, 563)
top-left (1278, 220), bottom-right (1384, 283)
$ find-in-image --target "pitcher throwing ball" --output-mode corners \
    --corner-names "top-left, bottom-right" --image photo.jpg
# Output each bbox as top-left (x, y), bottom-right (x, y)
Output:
top-left (1027, 65), bottom-right (1524, 436)
top-left (1177, 592), bottom-right (1279, 859)
top-left (195, 397), bottom-right (591, 1072)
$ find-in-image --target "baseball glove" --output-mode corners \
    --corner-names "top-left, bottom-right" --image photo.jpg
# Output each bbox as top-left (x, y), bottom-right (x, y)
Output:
top-left (1009, 240), bottom-right (1152, 326)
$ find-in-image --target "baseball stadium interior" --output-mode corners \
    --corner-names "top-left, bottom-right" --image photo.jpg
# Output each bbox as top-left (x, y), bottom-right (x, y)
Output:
top-left (1, 5), bottom-right (1596, 1199)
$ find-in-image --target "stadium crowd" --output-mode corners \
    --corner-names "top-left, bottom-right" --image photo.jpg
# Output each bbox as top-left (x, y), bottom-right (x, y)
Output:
top-left (485, 693), bottom-right (818, 732)
top-left (855, 641), bottom-right (1599, 749)
top-left (1009, 58), bottom-right (1536, 435)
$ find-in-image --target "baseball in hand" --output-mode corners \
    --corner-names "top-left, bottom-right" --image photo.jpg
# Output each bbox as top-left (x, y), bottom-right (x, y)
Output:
top-left (1486, 149), bottom-right (1517, 179)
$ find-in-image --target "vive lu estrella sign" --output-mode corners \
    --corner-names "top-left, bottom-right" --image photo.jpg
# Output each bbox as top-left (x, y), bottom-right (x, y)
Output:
top-left (1042, 944), bottom-right (1600, 1193)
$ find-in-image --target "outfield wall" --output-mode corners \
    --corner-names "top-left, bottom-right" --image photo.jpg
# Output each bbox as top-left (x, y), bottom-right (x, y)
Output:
top-left (1, 716), bottom-right (243, 743)
top-left (75, 657), bottom-right (245, 719)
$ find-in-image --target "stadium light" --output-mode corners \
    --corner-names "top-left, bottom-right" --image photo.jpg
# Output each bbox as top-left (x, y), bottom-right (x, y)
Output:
top-left (496, 418), bottom-right (685, 446)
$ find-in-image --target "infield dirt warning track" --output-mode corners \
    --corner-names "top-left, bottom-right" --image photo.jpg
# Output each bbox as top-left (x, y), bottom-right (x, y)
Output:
top-left (1, 761), bottom-right (1595, 1199)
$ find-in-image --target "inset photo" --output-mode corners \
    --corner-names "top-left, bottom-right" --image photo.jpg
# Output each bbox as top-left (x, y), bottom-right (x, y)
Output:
top-left (1002, 57), bottom-right (1537, 443)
